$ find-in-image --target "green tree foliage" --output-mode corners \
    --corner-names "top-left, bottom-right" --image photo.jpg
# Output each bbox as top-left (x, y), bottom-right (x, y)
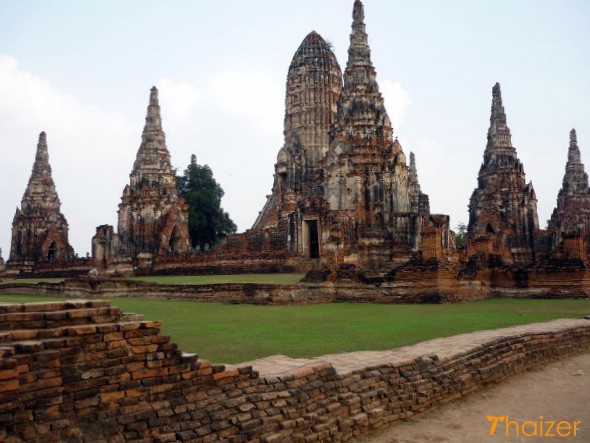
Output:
top-left (176, 155), bottom-right (237, 250)
top-left (454, 222), bottom-right (468, 249)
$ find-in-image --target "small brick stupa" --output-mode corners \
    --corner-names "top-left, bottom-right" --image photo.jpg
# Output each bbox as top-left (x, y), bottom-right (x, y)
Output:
top-left (8, 132), bottom-right (75, 271)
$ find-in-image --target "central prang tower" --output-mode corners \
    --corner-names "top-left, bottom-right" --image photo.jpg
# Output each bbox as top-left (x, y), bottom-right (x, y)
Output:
top-left (251, 0), bottom-right (448, 276)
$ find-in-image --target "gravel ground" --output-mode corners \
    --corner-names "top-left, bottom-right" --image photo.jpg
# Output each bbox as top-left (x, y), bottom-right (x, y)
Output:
top-left (360, 351), bottom-right (590, 442)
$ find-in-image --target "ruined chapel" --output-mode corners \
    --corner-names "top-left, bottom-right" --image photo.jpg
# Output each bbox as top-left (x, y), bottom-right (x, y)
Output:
top-left (3, 0), bottom-right (590, 301)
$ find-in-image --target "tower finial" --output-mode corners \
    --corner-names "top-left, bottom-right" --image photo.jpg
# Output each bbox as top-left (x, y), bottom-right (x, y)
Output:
top-left (486, 82), bottom-right (512, 150)
top-left (347, 0), bottom-right (371, 68)
top-left (150, 86), bottom-right (158, 104)
top-left (353, 0), bottom-right (364, 22)
top-left (568, 128), bottom-right (582, 165)
top-left (408, 152), bottom-right (420, 185)
top-left (570, 128), bottom-right (578, 145)
top-left (336, 0), bottom-right (392, 143)
top-left (144, 86), bottom-right (162, 132)
top-left (191, 154), bottom-right (197, 165)
top-left (32, 131), bottom-right (50, 179)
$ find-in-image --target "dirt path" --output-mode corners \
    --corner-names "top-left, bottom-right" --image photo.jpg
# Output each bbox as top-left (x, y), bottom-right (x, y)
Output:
top-left (360, 351), bottom-right (590, 442)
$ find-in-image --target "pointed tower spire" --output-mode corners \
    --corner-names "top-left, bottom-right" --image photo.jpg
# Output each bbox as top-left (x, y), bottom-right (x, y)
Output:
top-left (468, 82), bottom-right (539, 265)
top-left (408, 151), bottom-right (430, 214)
top-left (335, 0), bottom-right (392, 146)
top-left (9, 132), bottom-right (75, 265)
top-left (117, 86), bottom-right (190, 259)
top-left (32, 131), bottom-right (50, 177)
top-left (348, 0), bottom-right (371, 68)
top-left (486, 82), bottom-right (513, 151)
top-left (21, 131), bottom-right (60, 212)
top-left (409, 152), bottom-right (418, 183)
top-left (548, 129), bottom-right (590, 245)
top-left (144, 86), bottom-right (162, 133)
top-left (562, 128), bottom-right (588, 193)
top-left (568, 128), bottom-right (581, 164)
top-left (131, 86), bottom-right (172, 181)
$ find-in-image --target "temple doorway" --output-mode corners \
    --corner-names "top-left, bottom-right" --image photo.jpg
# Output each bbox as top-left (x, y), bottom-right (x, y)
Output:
top-left (47, 242), bottom-right (57, 261)
top-left (169, 225), bottom-right (182, 252)
top-left (304, 220), bottom-right (320, 259)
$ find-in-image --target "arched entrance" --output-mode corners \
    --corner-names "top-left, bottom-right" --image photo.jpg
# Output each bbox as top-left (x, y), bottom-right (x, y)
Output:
top-left (47, 242), bottom-right (57, 261)
top-left (169, 225), bottom-right (182, 252)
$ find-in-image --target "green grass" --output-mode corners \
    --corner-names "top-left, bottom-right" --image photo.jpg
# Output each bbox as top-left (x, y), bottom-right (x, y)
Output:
top-left (0, 295), bottom-right (588, 364)
top-left (125, 274), bottom-right (305, 285)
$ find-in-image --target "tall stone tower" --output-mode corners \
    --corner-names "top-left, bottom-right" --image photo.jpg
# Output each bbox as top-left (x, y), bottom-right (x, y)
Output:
top-left (116, 87), bottom-right (191, 262)
top-left (332, 0), bottom-right (393, 150)
top-left (321, 0), bottom-right (434, 271)
top-left (253, 30), bottom-right (342, 231)
top-left (8, 132), bottom-right (75, 269)
top-left (248, 0), bottom-right (446, 273)
top-left (468, 83), bottom-right (539, 265)
top-left (547, 129), bottom-right (590, 254)
top-left (325, 0), bottom-right (416, 217)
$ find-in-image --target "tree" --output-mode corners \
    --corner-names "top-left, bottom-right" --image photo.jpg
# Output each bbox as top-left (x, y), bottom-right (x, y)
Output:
top-left (454, 222), bottom-right (468, 249)
top-left (176, 155), bottom-right (237, 250)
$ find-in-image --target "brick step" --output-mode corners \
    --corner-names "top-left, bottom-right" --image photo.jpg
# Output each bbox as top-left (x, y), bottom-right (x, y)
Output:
top-left (0, 300), bottom-right (111, 314)
top-left (120, 313), bottom-right (145, 322)
top-left (0, 308), bottom-right (124, 331)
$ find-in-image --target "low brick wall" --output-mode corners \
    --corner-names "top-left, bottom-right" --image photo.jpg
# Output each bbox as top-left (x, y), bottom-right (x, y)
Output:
top-left (0, 301), bottom-right (589, 442)
top-left (0, 279), bottom-right (336, 305)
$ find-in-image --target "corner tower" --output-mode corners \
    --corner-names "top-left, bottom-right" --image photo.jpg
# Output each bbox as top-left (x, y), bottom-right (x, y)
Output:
top-left (547, 129), bottom-right (590, 253)
top-left (8, 132), bottom-right (75, 269)
top-left (117, 87), bottom-right (191, 262)
top-left (467, 83), bottom-right (538, 265)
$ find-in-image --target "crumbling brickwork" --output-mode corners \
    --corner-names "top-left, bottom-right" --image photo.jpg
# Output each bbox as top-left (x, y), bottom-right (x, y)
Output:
top-left (0, 301), bottom-right (588, 442)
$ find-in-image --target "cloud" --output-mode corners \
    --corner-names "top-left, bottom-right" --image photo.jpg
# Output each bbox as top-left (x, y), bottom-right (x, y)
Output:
top-left (157, 78), bottom-right (203, 124)
top-left (0, 55), bottom-right (136, 256)
top-left (0, 58), bottom-right (286, 255)
top-left (209, 70), bottom-right (284, 134)
top-left (380, 80), bottom-right (412, 129)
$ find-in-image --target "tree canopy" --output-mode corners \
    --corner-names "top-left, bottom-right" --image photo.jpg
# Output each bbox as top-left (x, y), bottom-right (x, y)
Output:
top-left (454, 222), bottom-right (467, 249)
top-left (176, 155), bottom-right (237, 250)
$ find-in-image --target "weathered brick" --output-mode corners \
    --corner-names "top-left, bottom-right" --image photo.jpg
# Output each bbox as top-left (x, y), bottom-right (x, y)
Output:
top-left (0, 380), bottom-right (19, 393)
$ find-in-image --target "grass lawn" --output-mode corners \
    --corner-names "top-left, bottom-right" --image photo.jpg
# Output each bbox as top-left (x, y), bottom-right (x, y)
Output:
top-left (125, 274), bottom-right (305, 285)
top-left (1, 294), bottom-right (588, 364)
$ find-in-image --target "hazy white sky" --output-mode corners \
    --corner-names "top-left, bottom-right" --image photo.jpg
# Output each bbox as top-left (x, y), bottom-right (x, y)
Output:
top-left (1, 0), bottom-right (589, 257)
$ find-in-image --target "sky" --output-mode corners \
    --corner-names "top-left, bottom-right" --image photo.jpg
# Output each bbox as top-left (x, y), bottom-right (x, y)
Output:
top-left (0, 0), bottom-right (589, 258)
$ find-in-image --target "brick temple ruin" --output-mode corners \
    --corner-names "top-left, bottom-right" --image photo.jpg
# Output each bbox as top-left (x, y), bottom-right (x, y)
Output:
top-left (2, 0), bottom-right (590, 300)
top-left (6, 132), bottom-right (76, 274)
top-left (91, 87), bottom-right (192, 275)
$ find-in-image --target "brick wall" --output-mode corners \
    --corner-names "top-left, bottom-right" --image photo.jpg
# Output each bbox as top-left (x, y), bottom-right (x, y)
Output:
top-left (0, 301), bottom-right (589, 442)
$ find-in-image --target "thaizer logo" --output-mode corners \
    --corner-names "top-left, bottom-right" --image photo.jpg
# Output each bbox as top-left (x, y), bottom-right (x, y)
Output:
top-left (488, 416), bottom-right (581, 438)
